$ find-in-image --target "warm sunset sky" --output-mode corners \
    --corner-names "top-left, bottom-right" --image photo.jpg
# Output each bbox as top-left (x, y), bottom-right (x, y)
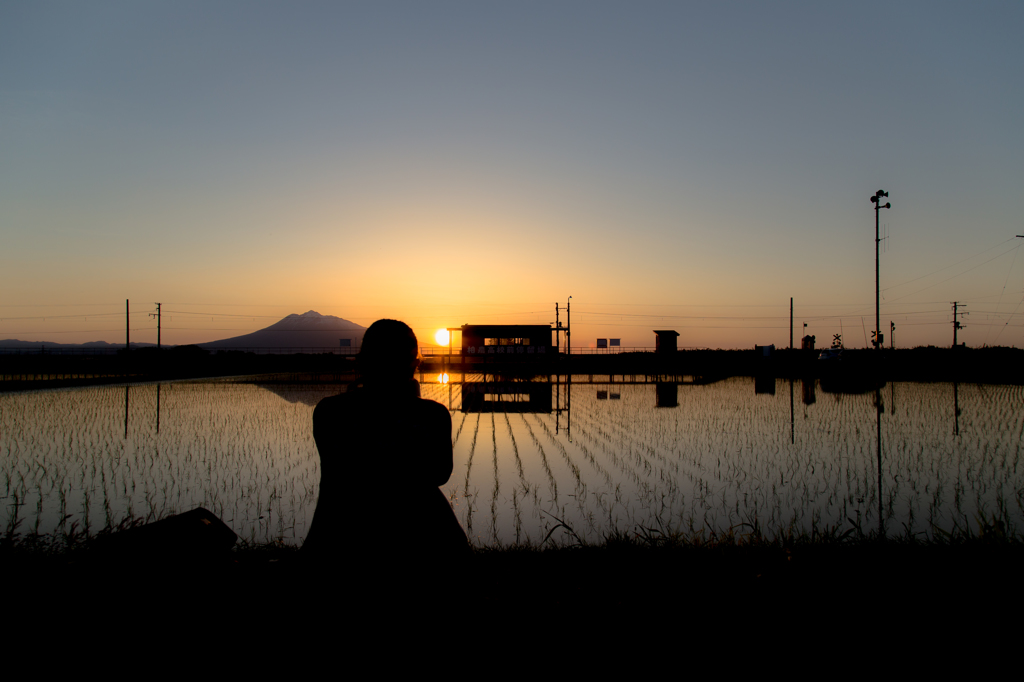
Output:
top-left (2, 2), bottom-right (1022, 349)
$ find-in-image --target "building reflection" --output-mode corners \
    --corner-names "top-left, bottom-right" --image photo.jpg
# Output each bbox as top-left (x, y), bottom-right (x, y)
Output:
top-left (754, 375), bottom-right (775, 395)
top-left (461, 381), bottom-right (553, 413)
top-left (802, 378), bottom-right (816, 406)
top-left (655, 382), bottom-right (678, 408)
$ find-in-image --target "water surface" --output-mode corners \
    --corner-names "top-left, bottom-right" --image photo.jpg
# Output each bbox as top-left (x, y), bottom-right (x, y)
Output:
top-left (2, 376), bottom-right (1021, 546)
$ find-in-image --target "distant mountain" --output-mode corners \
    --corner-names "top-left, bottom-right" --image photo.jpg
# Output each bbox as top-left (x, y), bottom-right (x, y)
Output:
top-left (0, 339), bottom-right (154, 350)
top-left (200, 311), bottom-right (366, 351)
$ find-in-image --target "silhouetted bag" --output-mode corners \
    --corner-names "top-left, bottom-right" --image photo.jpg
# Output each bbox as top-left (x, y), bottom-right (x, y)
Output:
top-left (92, 507), bottom-right (237, 560)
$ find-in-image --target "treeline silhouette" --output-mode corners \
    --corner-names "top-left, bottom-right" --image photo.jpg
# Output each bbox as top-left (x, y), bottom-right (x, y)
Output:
top-left (4, 345), bottom-right (1024, 391)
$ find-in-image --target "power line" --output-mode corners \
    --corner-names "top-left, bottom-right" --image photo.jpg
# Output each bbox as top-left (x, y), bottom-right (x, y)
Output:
top-left (578, 311), bottom-right (791, 321)
top-left (884, 244), bottom-right (1021, 305)
top-left (984, 239), bottom-right (1023, 345)
top-left (578, 322), bottom-right (790, 329)
top-left (161, 328), bottom-right (367, 332)
top-left (991, 296), bottom-right (1024, 345)
top-left (0, 313), bottom-right (126, 321)
top-left (575, 308), bottom-right (950, 323)
top-left (0, 304), bottom-right (125, 308)
top-left (881, 237), bottom-right (1019, 293)
top-left (9, 288), bottom-right (1024, 345)
top-left (2, 328), bottom-right (156, 334)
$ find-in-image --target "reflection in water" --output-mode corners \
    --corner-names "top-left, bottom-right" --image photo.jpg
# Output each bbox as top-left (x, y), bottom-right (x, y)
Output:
top-left (755, 375), bottom-right (776, 395)
top-left (876, 387), bottom-right (884, 536)
top-left (789, 380), bottom-right (794, 445)
top-left (2, 376), bottom-right (1022, 547)
top-left (554, 374), bottom-right (571, 440)
top-left (256, 384), bottom-right (327, 407)
top-left (462, 381), bottom-right (553, 413)
top-left (655, 382), bottom-right (678, 408)
top-left (953, 382), bottom-right (961, 437)
top-left (2, 381), bottom-right (331, 543)
top-left (802, 378), bottom-right (816, 406)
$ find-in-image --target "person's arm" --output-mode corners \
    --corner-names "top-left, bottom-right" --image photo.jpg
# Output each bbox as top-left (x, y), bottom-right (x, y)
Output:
top-left (312, 396), bottom-right (342, 466)
top-left (312, 400), bottom-right (328, 455)
top-left (305, 396), bottom-right (338, 553)
top-left (423, 401), bottom-right (454, 487)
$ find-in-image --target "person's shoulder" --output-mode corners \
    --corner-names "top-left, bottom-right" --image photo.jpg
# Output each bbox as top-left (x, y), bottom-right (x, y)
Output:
top-left (415, 397), bottom-right (452, 421)
top-left (416, 396), bottom-right (448, 410)
top-left (314, 392), bottom-right (354, 420)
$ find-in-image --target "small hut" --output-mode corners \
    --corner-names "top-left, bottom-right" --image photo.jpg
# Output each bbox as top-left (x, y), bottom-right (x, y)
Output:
top-left (654, 330), bottom-right (679, 353)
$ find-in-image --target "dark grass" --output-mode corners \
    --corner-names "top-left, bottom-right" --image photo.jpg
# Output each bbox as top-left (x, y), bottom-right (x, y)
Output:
top-left (5, 518), bottom-right (1023, 629)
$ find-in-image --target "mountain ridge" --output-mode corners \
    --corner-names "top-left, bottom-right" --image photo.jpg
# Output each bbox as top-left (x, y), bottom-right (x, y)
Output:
top-left (200, 310), bottom-right (367, 350)
top-left (0, 311), bottom-right (366, 351)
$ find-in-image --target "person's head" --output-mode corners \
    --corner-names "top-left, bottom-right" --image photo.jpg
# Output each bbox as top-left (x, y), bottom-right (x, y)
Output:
top-left (358, 319), bottom-right (419, 381)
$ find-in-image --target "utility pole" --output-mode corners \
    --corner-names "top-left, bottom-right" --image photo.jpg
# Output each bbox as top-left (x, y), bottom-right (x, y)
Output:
top-left (150, 303), bottom-right (162, 350)
top-left (789, 297), bottom-right (793, 349)
top-left (951, 301), bottom-right (967, 348)
top-left (126, 299), bottom-right (130, 352)
top-left (871, 190), bottom-right (891, 353)
top-left (566, 296), bottom-right (572, 356)
top-left (890, 321), bottom-right (895, 349)
top-left (554, 302), bottom-right (563, 356)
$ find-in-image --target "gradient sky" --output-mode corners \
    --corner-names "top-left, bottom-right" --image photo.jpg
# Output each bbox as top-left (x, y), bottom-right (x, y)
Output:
top-left (2, 1), bottom-right (1022, 349)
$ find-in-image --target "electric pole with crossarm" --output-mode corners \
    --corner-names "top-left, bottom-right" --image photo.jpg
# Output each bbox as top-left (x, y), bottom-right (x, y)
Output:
top-left (951, 301), bottom-right (967, 348)
top-left (150, 303), bottom-right (162, 350)
top-left (871, 190), bottom-right (891, 354)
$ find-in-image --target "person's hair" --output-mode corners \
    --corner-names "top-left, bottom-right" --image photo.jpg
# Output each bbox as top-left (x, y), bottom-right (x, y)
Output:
top-left (358, 319), bottom-right (419, 379)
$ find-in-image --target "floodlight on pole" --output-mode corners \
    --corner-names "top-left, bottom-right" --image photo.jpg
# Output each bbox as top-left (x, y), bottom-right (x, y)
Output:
top-left (872, 190), bottom-right (891, 353)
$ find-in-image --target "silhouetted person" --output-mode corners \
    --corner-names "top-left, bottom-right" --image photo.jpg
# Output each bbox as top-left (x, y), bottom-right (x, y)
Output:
top-left (304, 319), bottom-right (468, 574)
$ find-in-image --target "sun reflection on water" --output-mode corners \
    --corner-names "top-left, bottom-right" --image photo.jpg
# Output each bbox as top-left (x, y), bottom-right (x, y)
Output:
top-left (1, 377), bottom-right (1021, 548)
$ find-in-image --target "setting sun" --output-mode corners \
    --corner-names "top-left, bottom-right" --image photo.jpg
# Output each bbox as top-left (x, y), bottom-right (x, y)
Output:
top-left (435, 329), bottom-right (450, 346)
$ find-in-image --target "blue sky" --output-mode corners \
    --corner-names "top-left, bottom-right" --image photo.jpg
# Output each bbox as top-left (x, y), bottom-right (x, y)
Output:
top-left (2, 1), bottom-right (1022, 348)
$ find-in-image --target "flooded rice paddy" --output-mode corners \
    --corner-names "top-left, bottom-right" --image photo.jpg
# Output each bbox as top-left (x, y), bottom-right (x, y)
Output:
top-left (2, 375), bottom-right (1022, 546)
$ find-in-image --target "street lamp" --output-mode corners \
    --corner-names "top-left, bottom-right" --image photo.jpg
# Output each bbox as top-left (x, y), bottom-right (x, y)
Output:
top-left (871, 190), bottom-right (891, 353)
